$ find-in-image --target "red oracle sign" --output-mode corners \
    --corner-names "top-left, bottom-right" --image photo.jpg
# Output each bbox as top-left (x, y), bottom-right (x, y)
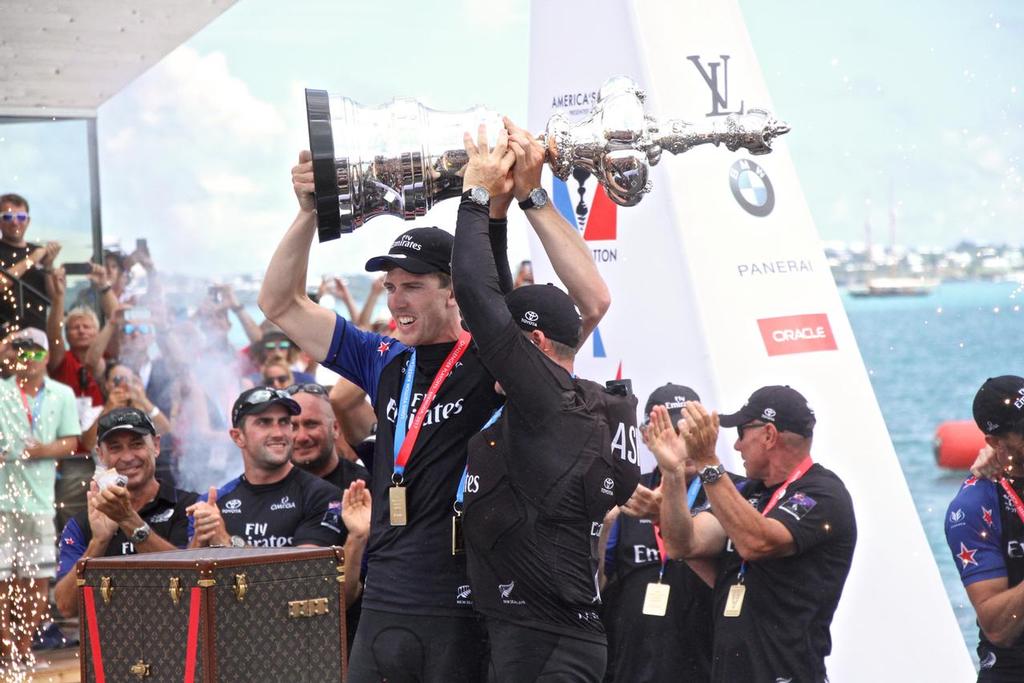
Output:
top-left (758, 314), bottom-right (838, 356)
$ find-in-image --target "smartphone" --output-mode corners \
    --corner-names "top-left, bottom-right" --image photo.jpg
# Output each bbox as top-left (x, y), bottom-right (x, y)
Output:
top-left (63, 262), bottom-right (94, 276)
top-left (112, 375), bottom-right (125, 387)
top-left (136, 238), bottom-right (149, 256)
top-left (208, 285), bottom-right (222, 303)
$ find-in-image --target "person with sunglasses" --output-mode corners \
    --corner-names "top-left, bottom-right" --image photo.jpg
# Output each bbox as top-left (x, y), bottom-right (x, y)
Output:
top-left (244, 330), bottom-right (316, 388)
top-left (0, 193), bottom-right (62, 330)
top-left (646, 385), bottom-right (856, 683)
top-left (53, 407), bottom-right (198, 619)
top-left (0, 326), bottom-right (81, 668)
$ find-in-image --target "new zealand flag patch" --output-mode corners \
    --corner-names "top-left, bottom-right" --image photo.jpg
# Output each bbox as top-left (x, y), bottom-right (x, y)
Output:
top-left (778, 492), bottom-right (817, 521)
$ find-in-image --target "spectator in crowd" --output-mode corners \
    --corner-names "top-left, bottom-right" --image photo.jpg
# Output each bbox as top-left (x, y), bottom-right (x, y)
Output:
top-left (945, 375), bottom-right (1024, 681)
top-left (328, 377), bottom-right (377, 469)
top-left (0, 327), bottom-right (80, 668)
top-left (647, 386), bottom-right (857, 683)
top-left (453, 121), bottom-right (636, 682)
top-left (513, 259), bottom-right (533, 288)
top-left (0, 193), bottom-right (61, 331)
top-left (80, 362), bottom-right (172, 453)
top-left (601, 384), bottom-right (742, 683)
top-left (53, 407), bottom-right (198, 617)
top-left (260, 357), bottom-right (294, 390)
top-left (46, 265), bottom-right (118, 529)
top-left (245, 330), bottom-right (315, 387)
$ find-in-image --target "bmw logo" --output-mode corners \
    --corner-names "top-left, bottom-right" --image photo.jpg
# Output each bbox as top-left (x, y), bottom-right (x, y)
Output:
top-left (729, 159), bottom-right (775, 217)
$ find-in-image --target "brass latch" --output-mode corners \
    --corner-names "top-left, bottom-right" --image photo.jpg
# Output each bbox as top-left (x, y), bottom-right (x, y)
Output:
top-left (288, 598), bottom-right (329, 618)
top-left (129, 659), bottom-right (151, 678)
top-left (100, 576), bottom-right (113, 605)
top-left (233, 573), bottom-right (248, 601)
top-left (169, 577), bottom-right (182, 606)
top-left (336, 564), bottom-right (345, 584)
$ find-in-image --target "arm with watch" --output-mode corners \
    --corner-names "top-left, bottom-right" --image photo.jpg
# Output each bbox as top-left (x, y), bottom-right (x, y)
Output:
top-left (504, 117), bottom-right (611, 344)
top-left (92, 482), bottom-right (177, 553)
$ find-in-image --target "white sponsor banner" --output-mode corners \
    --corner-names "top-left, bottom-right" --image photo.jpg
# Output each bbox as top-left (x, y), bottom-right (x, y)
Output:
top-left (527, 0), bottom-right (974, 679)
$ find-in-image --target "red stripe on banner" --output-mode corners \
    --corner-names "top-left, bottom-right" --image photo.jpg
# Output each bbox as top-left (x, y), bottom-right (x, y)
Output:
top-left (82, 586), bottom-right (106, 683)
top-left (184, 587), bottom-right (202, 683)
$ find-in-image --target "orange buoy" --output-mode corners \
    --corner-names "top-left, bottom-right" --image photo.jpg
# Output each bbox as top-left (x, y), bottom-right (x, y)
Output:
top-left (934, 420), bottom-right (987, 470)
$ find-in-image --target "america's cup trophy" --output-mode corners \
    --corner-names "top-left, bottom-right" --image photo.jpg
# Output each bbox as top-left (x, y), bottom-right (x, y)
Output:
top-left (305, 76), bottom-right (790, 241)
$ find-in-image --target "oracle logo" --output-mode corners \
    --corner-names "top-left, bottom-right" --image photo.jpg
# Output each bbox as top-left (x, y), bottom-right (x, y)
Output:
top-left (758, 314), bottom-right (837, 356)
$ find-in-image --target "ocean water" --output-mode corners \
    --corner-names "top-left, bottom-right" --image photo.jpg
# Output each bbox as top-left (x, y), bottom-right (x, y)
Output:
top-left (842, 279), bottom-right (1024, 657)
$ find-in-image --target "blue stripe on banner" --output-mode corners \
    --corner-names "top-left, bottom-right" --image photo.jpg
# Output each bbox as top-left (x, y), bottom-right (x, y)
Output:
top-left (592, 326), bottom-right (606, 358)
top-left (552, 177), bottom-right (578, 229)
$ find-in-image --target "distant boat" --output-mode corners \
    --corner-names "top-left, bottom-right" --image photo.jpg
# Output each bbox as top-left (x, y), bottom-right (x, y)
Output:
top-left (847, 277), bottom-right (940, 297)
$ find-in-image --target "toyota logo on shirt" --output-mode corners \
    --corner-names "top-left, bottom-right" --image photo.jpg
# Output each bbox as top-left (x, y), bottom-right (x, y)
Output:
top-left (757, 314), bottom-right (837, 356)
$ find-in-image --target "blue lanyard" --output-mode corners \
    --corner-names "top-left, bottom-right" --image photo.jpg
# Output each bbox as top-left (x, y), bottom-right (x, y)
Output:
top-left (454, 405), bottom-right (505, 513)
top-left (392, 348), bottom-right (418, 477)
top-left (686, 476), bottom-right (702, 509)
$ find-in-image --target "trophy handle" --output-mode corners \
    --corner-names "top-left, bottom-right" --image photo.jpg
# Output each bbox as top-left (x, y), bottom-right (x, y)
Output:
top-left (654, 109), bottom-right (791, 157)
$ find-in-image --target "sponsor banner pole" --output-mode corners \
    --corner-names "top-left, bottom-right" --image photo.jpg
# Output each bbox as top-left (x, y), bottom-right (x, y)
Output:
top-left (526, 0), bottom-right (974, 679)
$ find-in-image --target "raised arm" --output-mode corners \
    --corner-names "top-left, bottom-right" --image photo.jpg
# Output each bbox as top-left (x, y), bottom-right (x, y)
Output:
top-left (504, 117), bottom-right (610, 344)
top-left (257, 150), bottom-right (339, 362)
top-left (45, 267), bottom-right (67, 372)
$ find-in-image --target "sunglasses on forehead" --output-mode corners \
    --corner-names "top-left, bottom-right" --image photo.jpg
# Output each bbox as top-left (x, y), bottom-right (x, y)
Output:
top-left (17, 349), bottom-right (47, 362)
top-left (0, 212), bottom-right (29, 223)
top-left (285, 383), bottom-right (328, 396)
top-left (232, 388), bottom-right (293, 425)
top-left (98, 409), bottom-right (156, 434)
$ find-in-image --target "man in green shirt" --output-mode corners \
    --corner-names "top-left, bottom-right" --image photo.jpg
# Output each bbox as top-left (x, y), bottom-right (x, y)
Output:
top-left (0, 326), bottom-right (80, 668)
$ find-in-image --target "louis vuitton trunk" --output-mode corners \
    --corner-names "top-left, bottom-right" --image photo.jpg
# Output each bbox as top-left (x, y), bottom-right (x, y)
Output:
top-left (77, 546), bottom-right (347, 682)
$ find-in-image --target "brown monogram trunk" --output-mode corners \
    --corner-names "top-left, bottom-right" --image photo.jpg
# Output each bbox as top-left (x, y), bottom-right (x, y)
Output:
top-left (77, 546), bottom-right (347, 682)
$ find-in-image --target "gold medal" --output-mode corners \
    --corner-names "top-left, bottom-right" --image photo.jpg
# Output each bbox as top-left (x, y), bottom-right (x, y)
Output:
top-left (451, 514), bottom-right (465, 555)
top-left (641, 582), bottom-right (670, 616)
top-left (723, 583), bottom-right (746, 617)
top-left (389, 485), bottom-right (408, 526)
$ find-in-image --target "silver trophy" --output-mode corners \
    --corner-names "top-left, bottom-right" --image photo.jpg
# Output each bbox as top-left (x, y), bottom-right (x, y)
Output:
top-left (305, 76), bottom-right (789, 241)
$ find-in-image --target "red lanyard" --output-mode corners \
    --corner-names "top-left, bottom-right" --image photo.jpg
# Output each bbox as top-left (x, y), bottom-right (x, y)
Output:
top-left (738, 456), bottom-right (814, 579)
top-left (19, 386), bottom-right (42, 432)
top-left (1000, 478), bottom-right (1024, 525)
top-left (393, 331), bottom-right (471, 480)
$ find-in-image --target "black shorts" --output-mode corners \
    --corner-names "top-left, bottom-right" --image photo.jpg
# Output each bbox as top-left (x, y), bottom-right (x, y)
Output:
top-left (346, 608), bottom-right (487, 683)
top-left (485, 618), bottom-right (606, 683)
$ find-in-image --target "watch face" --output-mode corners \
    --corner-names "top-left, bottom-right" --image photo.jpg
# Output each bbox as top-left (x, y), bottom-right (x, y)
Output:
top-left (529, 187), bottom-right (549, 207)
top-left (470, 186), bottom-right (490, 205)
top-left (230, 535), bottom-right (246, 548)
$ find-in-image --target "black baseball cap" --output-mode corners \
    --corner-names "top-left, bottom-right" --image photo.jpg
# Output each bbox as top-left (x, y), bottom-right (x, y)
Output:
top-left (365, 227), bottom-right (453, 275)
top-left (973, 375), bottom-right (1024, 436)
top-left (719, 385), bottom-right (816, 438)
top-left (231, 387), bottom-right (301, 428)
top-left (97, 407), bottom-right (157, 443)
top-left (643, 383), bottom-right (701, 426)
top-left (505, 284), bottom-right (582, 349)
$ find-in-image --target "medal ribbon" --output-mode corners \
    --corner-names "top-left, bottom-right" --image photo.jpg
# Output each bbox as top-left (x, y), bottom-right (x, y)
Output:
top-left (737, 455), bottom-right (814, 581)
top-left (999, 478), bottom-right (1024, 525)
top-left (392, 331), bottom-right (472, 481)
top-left (652, 476), bottom-right (702, 581)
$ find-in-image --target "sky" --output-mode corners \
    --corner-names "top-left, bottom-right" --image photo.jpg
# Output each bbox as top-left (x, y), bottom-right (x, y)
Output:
top-left (0, 0), bottom-right (1020, 277)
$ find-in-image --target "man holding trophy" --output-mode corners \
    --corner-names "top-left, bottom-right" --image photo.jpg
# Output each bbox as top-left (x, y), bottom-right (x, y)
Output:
top-left (259, 126), bottom-right (614, 679)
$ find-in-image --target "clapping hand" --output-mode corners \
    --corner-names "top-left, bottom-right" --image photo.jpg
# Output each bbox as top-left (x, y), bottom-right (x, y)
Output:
top-left (341, 480), bottom-right (371, 541)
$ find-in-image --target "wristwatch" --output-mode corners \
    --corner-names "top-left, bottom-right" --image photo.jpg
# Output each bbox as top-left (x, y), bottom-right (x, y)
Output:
top-left (129, 523), bottom-right (151, 544)
top-left (517, 187), bottom-right (549, 211)
top-left (462, 187), bottom-right (490, 206)
top-left (699, 464), bottom-right (726, 485)
top-left (230, 535), bottom-right (247, 548)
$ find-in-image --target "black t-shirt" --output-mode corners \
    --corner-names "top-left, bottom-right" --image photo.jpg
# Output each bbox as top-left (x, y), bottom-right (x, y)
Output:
top-left (452, 199), bottom-right (642, 642)
top-left (198, 466), bottom-right (345, 547)
top-left (710, 463), bottom-right (856, 683)
top-left (601, 469), bottom-right (750, 683)
top-left (57, 481), bottom-right (198, 579)
top-left (0, 240), bottom-right (48, 330)
top-left (322, 457), bottom-right (371, 493)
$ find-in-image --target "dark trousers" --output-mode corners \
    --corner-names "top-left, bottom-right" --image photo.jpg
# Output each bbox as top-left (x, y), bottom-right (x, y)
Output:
top-left (486, 617), bottom-right (607, 683)
top-left (346, 608), bottom-right (487, 683)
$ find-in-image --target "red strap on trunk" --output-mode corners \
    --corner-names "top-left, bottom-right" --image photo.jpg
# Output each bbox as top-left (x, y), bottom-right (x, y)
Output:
top-left (82, 586), bottom-right (106, 683)
top-left (183, 587), bottom-right (202, 683)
